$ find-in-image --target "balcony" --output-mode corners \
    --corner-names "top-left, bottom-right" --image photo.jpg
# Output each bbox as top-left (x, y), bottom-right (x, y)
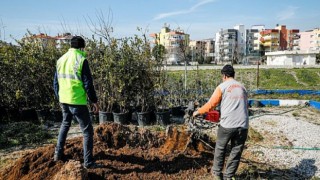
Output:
top-left (292, 41), bottom-right (299, 46)
top-left (263, 42), bottom-right (279, 47)
top-left (263, 36), bottom-right (271, 40)
top-left (223, 56), bottom-right (230, 60)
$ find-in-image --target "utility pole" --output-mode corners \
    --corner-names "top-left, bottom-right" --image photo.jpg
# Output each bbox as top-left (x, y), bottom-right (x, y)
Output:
top-left (0, 18), bottom-right (5, 41)
top-left (184, 51), bottom-right (187, 93)
top-left (256, 53), bottom-right (260, 89)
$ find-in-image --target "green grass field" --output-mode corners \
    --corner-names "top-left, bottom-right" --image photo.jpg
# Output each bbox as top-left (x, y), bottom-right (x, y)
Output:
top-left (166, 68), bottom-right (320, 100)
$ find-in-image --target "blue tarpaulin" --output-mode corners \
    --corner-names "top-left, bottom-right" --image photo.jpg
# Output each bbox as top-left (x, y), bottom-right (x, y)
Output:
top-left (252, 90), bottom-right (320, 95)
top-left (310, 101), bottom-right (320, 111)
top-left (248, 99), bottom-right (280, 107)
top-left (249, 89), bottom-right (320, 110)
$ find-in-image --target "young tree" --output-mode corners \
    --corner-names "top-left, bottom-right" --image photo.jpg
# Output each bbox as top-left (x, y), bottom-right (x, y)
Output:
top-left (152, 44), bottom-right (166, 64)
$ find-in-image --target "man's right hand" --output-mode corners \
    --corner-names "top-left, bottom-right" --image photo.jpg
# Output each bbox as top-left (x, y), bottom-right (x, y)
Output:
top-left (192, 110), bottom-right (200, 117)
top-left (92, 103), bottom-right (99, 114)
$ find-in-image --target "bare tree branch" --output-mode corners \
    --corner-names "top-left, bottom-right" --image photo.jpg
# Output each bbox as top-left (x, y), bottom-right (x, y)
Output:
top-left (85, 9), bottom-right (114, 44)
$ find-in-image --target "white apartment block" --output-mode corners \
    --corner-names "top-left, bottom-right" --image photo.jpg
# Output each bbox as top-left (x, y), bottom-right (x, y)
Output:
top-left (215, 29), bottom-right (238, 64)
top-left (215, 25), bottom-right (264, 65)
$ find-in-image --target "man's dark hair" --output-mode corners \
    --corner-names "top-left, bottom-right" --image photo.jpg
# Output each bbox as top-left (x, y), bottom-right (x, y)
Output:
top-left (71, 36), bottom-right (85, 49)
top-left (221, 64), bottom-right (235, 77)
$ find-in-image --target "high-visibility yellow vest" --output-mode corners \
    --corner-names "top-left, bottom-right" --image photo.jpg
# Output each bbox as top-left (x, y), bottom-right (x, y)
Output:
top-left (57, 48), bottom-right (87, 105)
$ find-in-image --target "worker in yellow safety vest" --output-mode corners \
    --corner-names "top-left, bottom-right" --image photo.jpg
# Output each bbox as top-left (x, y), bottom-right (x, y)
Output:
top-left (53, 36), bottom-right (100, 169)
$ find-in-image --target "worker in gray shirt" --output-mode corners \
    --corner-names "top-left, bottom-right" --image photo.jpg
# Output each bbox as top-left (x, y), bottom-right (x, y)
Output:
top-left (193, 64), bottom-right (249, 180)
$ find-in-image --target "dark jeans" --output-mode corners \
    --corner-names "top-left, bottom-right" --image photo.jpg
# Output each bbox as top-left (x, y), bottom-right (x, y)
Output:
top-left (212, 125), bottom-right (248, 178)
top-left (55, 104), bottom-right (94, 167)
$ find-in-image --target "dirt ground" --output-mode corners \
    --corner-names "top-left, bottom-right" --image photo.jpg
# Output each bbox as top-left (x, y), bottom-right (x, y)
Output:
top-left (0, 106), bottom-right (319, 179)
top-left (0, 123), bottom-right (216, 180)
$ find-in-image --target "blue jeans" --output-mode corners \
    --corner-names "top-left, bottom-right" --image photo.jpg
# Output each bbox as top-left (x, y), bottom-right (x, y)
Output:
top-left (55, 104), bottom-right (94, 167)
top-left (212, 125), bottom-right (248, 178)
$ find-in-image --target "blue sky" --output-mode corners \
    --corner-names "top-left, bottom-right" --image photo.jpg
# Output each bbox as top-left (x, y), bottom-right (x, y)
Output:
top-left (0, 0), bottom-right (319, 42)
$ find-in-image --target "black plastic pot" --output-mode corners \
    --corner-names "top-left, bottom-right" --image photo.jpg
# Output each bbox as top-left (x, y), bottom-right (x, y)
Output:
top-left (156, 110), bottom-right (171, 126)
top-left (6, 108), bottom-right (20, 122)
top-left (98, 111), bottom-right (113, 124)
top-left (137, 111), bottom-right (151, 126)
top-left (51, 109), bottom-right (63, 122)
top-left (113, 112), bottom-right (129, 125)
top-left (20, 108), bottom-right (38, 123)
top-left (171, 106), bottom-right (185, 117)
top-left (36, 109), bottom-right (51, 124)
top-left (0, 106), bottom-right (8, 123)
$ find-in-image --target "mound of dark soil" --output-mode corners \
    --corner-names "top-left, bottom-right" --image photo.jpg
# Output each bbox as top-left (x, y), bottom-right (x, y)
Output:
top-left (0, 123), bottom-right (215, 180)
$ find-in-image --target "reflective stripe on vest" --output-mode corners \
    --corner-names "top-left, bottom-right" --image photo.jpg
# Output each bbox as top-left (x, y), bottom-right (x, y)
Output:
top-left (57, 74), bottom-right (81, 80)
top-left (57, 48), bottom-right (87, 105)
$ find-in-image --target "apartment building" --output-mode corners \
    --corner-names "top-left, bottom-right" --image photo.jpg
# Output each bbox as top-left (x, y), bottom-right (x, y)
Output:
top-left (260, 25), bottom-right (299, 52)
top-left (24, 33), bottom-right (56, 48)
top-left (150, 23), bottom-right (190, 64)
top-left (23, 32), bottom-right (75, 49)
top-left (215, 24), bottom-right (258, 64)
top-left (234, 25), bottom-right (246, 59)
top-left (298, 28), bottom-right (320, 51)
top-left (189, 38), bottom-right (215, 63)
top-left (215, 29), bottom-right (238, 64)
top-left (315, 28), bottom-right (320, 51)
top-left (246, 29), bottom-right (261, 64)
top-left (251, 25), bottom-right (265, 52)
top-left (55, 33), bottom-right (73, 49)
top-left (260, 29), bottom-right (280, 52)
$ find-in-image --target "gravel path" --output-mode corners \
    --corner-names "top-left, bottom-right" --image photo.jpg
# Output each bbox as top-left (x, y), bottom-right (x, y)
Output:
top-left (248, 107), bottom-right (320, 178)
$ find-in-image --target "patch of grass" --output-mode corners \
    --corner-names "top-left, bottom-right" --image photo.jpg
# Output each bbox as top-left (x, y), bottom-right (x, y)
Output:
top-left (259, 69), bottom-right (301, 89)
top-left (296, 69), bottom-right (320, 88)
top-left (248, 127), bottom-right (263, 142)
top-left (265, 121), bottom-right (277, 126)
top-left (149, 125), bottom-right (165, 132)
top-left (0, 122), bottom-right (54, 149)
top-left (168, 68), bottom-right (320, 92)
top-left (292, 112), bottom-right (299, 117)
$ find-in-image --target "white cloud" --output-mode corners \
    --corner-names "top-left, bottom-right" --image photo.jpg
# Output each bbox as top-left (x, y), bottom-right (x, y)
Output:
top-left (277, 6), bottom-right (299, 21)
top-left (153, 0), bottom-right (216, 21)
